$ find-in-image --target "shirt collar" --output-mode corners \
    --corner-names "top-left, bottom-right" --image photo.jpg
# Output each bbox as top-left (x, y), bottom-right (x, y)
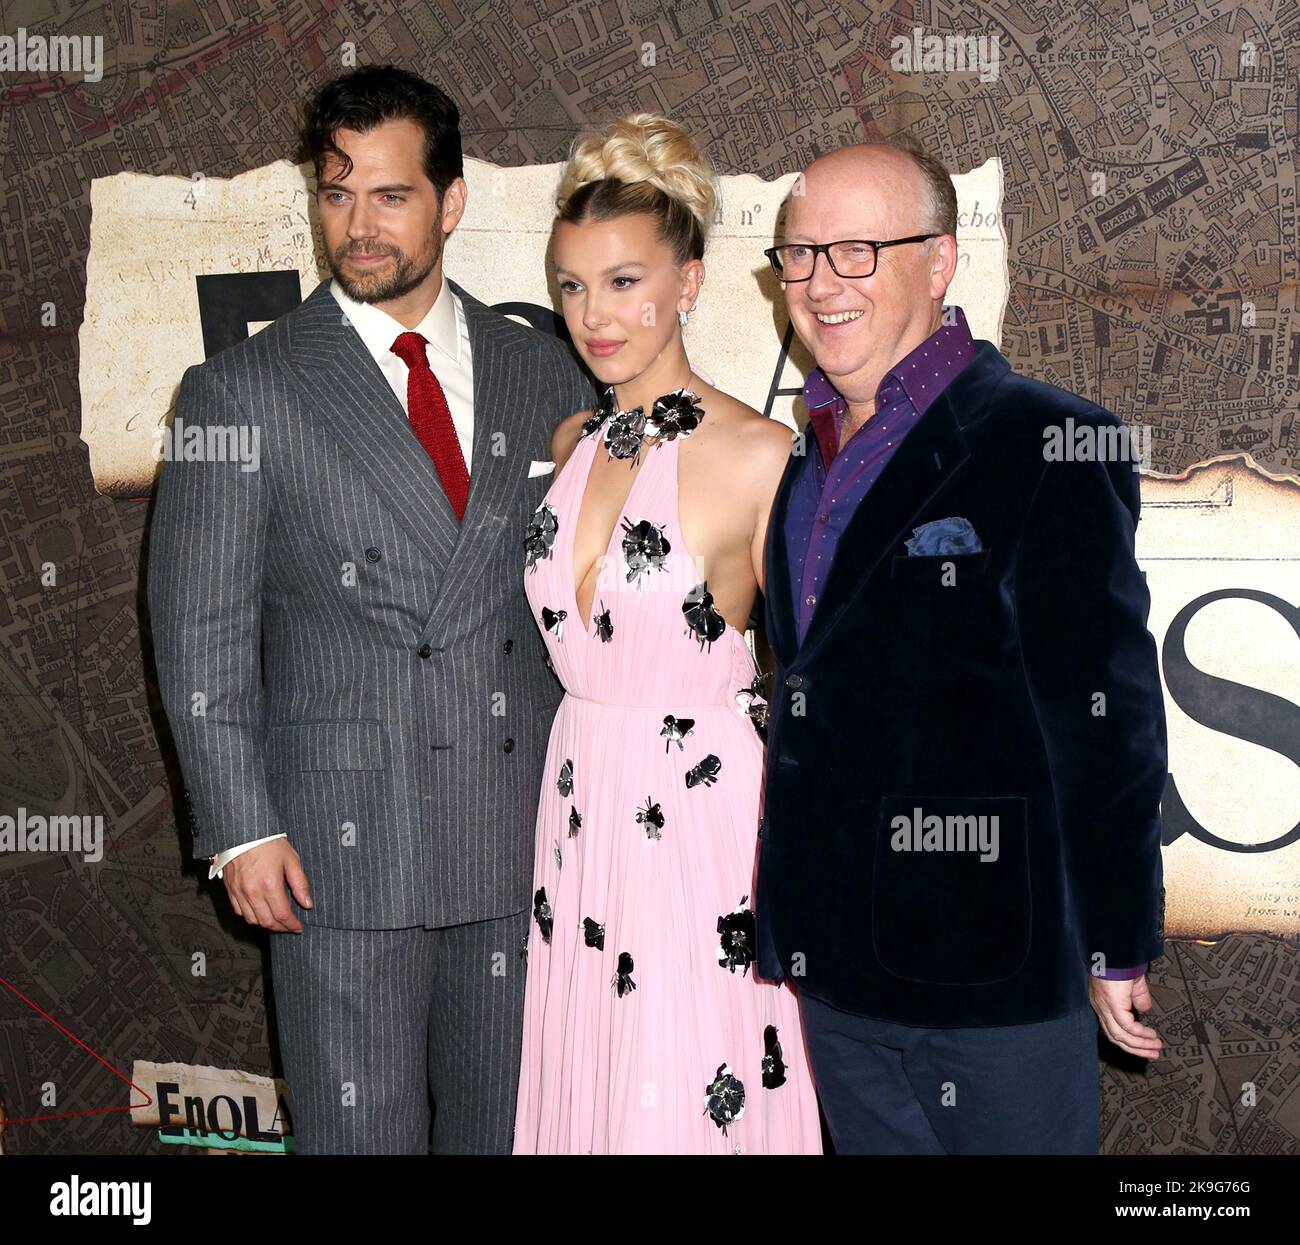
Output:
top-left (801, 304), bottom-right (975, 434)
top-left (329, 271), bottom-right (461, 367)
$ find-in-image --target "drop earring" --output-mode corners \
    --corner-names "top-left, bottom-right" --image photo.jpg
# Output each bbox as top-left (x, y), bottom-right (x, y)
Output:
top-left (678, 308), bottom-right (689, 327)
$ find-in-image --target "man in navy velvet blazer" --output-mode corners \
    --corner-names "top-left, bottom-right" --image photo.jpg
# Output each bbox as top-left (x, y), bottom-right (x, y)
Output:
top-left (754, 135), bottom-right (1168, 1154)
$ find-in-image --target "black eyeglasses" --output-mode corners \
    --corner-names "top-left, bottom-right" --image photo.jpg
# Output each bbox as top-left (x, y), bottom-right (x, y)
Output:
top-left (764, 234), bottom-right (938, 282)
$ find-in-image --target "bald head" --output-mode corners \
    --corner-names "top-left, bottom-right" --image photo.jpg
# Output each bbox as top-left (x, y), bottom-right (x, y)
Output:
top-left (785, 144), bottom-right (938, 239)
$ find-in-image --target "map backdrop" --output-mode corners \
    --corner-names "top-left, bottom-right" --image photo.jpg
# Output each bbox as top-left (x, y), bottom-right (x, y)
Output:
top-left (1, 0), bottom-right (1297, 1157)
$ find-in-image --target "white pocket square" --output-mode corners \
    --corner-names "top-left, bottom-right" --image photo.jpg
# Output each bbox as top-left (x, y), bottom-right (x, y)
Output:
top-left (528, 459), bottom-right (555, 477)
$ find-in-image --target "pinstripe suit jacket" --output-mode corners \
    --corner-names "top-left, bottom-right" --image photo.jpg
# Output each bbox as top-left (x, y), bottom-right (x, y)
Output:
top-left (148, 277), bottom-right (594, 928)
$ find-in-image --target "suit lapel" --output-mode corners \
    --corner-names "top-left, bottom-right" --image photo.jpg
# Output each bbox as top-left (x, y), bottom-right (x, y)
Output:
top-left (419, 277), bottom-right (528, 637)
top-left (796, 391), bottom-right (969, 660)
top-left (763, 445), bottom-right (807, 669)
top-left (287, 278), bottom-right (528, 605)
top-left (767, 343), bottom-right (1007, 667)
top-left (288, 278), bottom-right (462, 570)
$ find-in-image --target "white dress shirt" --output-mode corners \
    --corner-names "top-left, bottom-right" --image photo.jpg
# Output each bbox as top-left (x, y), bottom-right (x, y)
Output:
top-left (208, 273), bottom-right (475, 881)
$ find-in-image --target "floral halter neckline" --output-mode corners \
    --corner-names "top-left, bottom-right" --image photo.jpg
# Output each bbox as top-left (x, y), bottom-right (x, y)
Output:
top-left (580, 384), bottom-right (707, 468)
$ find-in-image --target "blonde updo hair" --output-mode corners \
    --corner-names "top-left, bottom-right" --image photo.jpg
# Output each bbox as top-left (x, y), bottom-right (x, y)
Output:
top-left (555, 113), bottom-right (719, 264)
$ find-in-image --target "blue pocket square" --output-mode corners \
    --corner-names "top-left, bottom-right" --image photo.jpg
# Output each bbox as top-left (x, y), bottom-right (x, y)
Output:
top-left (904, 516), bottom-right (983, 556)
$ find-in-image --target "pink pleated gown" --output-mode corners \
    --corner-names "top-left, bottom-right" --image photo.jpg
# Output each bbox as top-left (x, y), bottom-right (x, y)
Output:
top-left (512, 419), bottom-right (822, 1154)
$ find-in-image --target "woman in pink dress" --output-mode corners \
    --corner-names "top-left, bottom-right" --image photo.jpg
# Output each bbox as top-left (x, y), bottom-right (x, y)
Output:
top-left (512, 114), bottom-right (822, 1153)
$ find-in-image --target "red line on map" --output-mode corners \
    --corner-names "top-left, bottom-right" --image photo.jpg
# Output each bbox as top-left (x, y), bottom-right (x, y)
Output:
top-left (0, 976), bottom-right (153, 1126)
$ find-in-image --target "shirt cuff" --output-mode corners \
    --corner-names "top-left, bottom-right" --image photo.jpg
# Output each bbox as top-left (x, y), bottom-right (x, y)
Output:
top-left (1094, 963), bottom-right (1147, 981)
top-left (209, 833), bottom-right (288, 881)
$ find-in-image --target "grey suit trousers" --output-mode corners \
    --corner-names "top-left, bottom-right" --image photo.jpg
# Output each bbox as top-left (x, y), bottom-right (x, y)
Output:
top-left (269, 907), bottom-right (529, 1154)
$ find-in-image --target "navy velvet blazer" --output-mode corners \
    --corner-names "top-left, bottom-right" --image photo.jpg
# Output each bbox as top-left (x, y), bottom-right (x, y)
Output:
top-left (755, 340), bottom-right (1167, 1027)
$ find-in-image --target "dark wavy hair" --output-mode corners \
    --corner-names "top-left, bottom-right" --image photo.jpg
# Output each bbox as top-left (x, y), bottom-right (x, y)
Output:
top-left (295, 65), bottom-right (463, 201)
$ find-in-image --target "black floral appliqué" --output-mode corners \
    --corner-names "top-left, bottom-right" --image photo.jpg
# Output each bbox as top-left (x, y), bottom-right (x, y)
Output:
top-left (660, 714), bottom-right (696, 752)
top-left (734, 671), bottom-right (771, 741)
top-left (686, 754), bottom-right (721, 789)
top-left (716, 899), bottom-right (756, 975)
top-left (604, 403), bottom-right (648, 464)
top-left (524, 502), bottom-right (558, 571)
top-left (682, 582), bottom-right (726, 651)
top-left (647, 388), bottom-right (705, 441)
top-left (703, 1064), bottom-right (745, 1134)
top-left (620, 518), bottom-right (671, 586)
top-left (541, 606), bottom-right (567, 640)
top-left (761, 1025), bottom-right (787, 1089)
top-left (582, 917), bottom-right (605, 950)
top-left (557, 758), bottom-right (574, 797)
top-left (568, 806), bottom-right (582, 838)
top-left (533, 887), bottom-right (553, 944)
top-left (580, 387), bottom-right (616, 440)
top-left (613, 951), bottom-right (637, 996)
top-left (582, 383), bottom-right (708, 465)
top-left (594, 601), bottom-right (614, 642)
top-left (636, 796), bottom-right (665, 841)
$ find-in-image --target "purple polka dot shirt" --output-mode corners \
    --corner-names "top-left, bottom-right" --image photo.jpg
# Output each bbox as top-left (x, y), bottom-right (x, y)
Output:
top-left (784, 304), bottom-right (976, 648)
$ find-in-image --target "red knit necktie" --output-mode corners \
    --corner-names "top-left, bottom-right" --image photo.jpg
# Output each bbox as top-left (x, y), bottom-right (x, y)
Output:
top-left (390, 331), bottom-right (470, 521)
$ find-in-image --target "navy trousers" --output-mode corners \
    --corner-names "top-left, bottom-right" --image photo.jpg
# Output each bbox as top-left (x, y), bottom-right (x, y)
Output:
top-left (797, 990), bottom-right (1101, 1154)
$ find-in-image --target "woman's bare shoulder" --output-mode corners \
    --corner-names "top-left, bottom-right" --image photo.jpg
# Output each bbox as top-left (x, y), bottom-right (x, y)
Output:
top-left (692, 388), bottom-right (794, 534)
top-left (737, 416), bottom-right (798, 507)
top-left (700, 387), bottom-right (795, 468)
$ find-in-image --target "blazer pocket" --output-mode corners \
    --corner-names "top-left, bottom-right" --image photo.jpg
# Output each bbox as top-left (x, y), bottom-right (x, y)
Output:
top-left (890, 547), bottom-right (992, 582)
top-left (870, 794), bottom-right (1030, 986)
top-left (265, 719), bottom-right (386, 773)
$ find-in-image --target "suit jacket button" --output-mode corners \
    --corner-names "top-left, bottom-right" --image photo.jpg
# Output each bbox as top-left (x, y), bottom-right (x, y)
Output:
top-left (503, 638), bottom-right (514, 654)
top-left (503, 737), bottom-right (515, 753)
top-left (784, 673), bottom-right (803, 689)
top-left (365, 547), bottom-right (381, 563)
top-left (418, 643), bottom-right (433, 659)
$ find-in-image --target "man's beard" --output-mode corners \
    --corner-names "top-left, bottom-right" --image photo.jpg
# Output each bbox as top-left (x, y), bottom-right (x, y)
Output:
top-left (329, 232), bottom-right (442, 304)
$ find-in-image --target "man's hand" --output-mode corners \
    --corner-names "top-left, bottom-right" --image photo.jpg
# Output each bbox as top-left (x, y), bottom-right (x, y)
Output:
top-left (1088, 973), bottom-right (1164, 1059)
top-left (224, 838), bottom-right (313, 933)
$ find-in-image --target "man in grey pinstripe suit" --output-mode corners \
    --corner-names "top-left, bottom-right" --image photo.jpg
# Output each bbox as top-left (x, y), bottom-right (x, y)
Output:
top-left (147, 67), bottom-right (593, 1153)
